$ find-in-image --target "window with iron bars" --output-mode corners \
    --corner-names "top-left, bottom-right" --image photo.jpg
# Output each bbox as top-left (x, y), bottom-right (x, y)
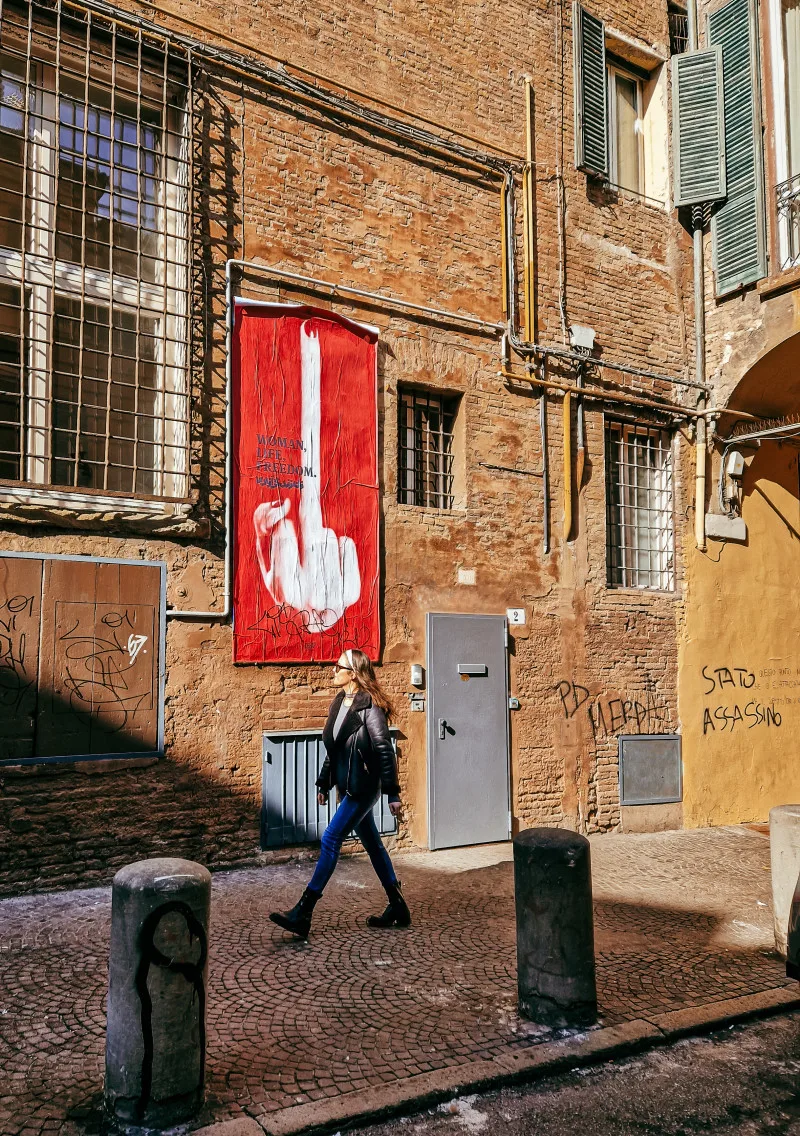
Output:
top-left (0, 0), bottom-right (191, 499)
top-left (605, 421), bottom-right (675, 591)
top-left (668, 4), bottom-right (689, 55)
top-left (397, 388), bottom-right (459, 510)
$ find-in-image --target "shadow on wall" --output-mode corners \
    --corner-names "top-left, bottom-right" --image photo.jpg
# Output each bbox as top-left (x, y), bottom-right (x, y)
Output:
top-left (0, 685), bottom-right (267, 899)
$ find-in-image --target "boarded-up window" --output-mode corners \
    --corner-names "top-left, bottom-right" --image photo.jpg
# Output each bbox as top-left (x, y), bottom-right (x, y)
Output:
top-left (0, 553), bottom-right (164, 761)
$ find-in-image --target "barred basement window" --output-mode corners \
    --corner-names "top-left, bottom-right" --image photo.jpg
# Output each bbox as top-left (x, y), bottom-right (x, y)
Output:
top-left (606, 422), bottom-right (675, 591)
top-left (0, 0), bottom-right (191, 497)
top-left (398, 389), bottom-right (458, 509)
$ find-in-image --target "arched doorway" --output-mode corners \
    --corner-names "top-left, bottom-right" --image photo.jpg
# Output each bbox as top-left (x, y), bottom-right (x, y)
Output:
top-left (679, 331), bottom-right (800, 827)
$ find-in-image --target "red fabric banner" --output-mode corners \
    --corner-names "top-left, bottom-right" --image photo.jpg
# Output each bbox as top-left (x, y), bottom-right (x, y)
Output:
top-left (232, 303), bottom-right (380, 663)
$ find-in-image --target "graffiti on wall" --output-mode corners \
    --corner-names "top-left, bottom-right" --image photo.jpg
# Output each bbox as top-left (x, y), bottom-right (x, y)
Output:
top-left (0, 592), bottom-right (36, 714)
top-left (701, 663), bottom-right (785, 734)
top-left (1, 554), bottom-right (162, 760)
top-left (555, 679), bottom-right (672, 738)
top-left (54, 602), bottom-right (155, 725)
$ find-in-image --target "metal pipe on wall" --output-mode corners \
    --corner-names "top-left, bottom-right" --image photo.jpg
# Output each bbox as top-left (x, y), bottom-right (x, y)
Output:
top-left (540, 372), bottom-right (550, 555)
top-left (563, 391), bottom-right (573, 542)
top-left (167, 260), bottom-right (237, 620)
top-left (523, 75), bottom-right (536, 343)
top-left (167, 257), bottom-right (508, 622)
top-left (687, 0), bottom-right (708, 551)
top-left (500, 368), bottom-right (701, 418)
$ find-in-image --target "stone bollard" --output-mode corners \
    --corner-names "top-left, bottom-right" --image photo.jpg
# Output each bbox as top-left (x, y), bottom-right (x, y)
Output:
top-left (770, 805), bottom-right (800, 958)
top-left (105, 857), bottom-right (211, 1129)
top-left (513, 828), bottom-right (597, 1028)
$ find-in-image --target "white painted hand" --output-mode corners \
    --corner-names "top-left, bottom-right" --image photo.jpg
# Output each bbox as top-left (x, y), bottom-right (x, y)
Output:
top-left (253, 322), bottom-right (361, 633)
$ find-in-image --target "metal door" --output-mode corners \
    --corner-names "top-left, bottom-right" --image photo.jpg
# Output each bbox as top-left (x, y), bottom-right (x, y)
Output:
top-left (261, 728), bottom-right (398, 848)
top-left (426, 613), bottom-right (510, 849)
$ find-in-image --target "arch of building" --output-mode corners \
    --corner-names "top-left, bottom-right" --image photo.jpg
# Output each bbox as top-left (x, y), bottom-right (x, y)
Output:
top-left (678, 329), bottom-right (800, 827)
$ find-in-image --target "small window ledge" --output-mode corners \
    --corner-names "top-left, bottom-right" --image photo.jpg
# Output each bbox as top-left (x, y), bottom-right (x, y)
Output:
top-left (0, 485), bottom-right (209, 536)
top-left (0, 755), bottom-right (159, 775)
top-left (758, 265), bottom-right (800, 299)
top-left (605, 25), bottom-right (668, 71)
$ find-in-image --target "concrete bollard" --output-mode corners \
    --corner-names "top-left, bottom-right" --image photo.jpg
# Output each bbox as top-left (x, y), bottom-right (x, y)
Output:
top-left (513, 827), bottom-right (597, 1028)
top-left (105, 857), bottom-right (211, 1129)
top-left (770, 805), bottom-right (800, 958)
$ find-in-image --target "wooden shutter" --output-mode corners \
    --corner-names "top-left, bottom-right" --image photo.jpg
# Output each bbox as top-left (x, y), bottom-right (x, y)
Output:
top-left (672, 48), bottom-right (726, 206)
top-left (573, 3), bottom-right (608, 177)
top-left (709, 0), bottom-right (766, 295)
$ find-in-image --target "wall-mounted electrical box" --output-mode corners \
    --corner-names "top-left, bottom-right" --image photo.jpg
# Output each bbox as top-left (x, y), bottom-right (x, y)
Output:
top-left (726, 450), bottom-right (745, 479)
top-left (569, 324), bottom-right (596, 352)
top-left (410, 664), bottom-right (425, 687)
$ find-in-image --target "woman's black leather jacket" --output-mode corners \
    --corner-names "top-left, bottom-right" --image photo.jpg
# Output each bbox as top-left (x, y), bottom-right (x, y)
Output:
top-left (316, 690), bottom-right (400, 801)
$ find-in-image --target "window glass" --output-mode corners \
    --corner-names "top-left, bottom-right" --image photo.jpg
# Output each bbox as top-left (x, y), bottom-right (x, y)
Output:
top-left (612, 71), bottom-right (641, 192)
top-left (51, 296), bottom-right (159, 493)
top-left (0, 6), bottom-right (189, 499)
top-left (0, 281), bottom-right (22, 480)
top-left (56, 80), bottom-right (161, 282)
top-left (783, 0), bottom-right (800, 178)
top-left (0, 57), bottom-right (25, 251)
top-left (606, 422), bottom-right (674, 591)
top-left (398, 389), bottom-right (459, 509)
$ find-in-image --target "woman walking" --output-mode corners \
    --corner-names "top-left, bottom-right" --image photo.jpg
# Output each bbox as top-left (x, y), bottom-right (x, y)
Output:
top-left (269, 649), bottom-right (411, 939)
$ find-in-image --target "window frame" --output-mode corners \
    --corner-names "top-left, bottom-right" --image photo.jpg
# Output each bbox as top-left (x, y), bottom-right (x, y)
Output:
top-left (0, 7), bottom-right (191, 502)
top-left (396, 386), bottom-right (461, 511)
top-left (605, 419), bottom-right (676, 593)
top-left (767, 0), bottom-right (800, 272)
top-left (606, 60), bottom-right (645, 195)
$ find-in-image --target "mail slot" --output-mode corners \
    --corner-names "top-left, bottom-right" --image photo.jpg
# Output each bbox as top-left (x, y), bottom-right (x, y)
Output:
top-left (458, 663), bottom-right (488, 676)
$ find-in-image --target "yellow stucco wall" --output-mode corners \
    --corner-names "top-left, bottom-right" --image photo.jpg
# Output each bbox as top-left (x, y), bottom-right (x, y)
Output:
top-left (680, 443), bottom-right (800, 826)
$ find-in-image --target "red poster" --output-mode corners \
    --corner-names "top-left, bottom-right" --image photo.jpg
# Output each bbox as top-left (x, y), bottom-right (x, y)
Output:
top-left (232, 302), bottom-right (380, 663)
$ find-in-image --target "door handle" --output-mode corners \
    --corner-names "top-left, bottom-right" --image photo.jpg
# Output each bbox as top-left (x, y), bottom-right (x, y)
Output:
top-left (438, 718), bottom-right (447, 740)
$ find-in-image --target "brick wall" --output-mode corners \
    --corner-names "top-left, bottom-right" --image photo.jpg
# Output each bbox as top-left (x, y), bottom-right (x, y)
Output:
top-left (0, 0), bottom-right (697, 894)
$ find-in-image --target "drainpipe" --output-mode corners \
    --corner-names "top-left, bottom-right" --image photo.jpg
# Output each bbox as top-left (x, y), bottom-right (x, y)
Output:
top-left (166, 259), bottom-right (236, 620)
top-left (688, 0), bottom-right (708, 552)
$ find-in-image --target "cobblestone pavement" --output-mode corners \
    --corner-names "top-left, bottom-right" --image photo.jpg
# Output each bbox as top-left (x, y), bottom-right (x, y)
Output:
top-left (0, 826), bottom-right (793, 1135)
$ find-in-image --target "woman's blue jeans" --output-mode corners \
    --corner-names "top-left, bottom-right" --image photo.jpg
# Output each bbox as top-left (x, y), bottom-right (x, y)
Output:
top-left (308, 794), bottom-right (398, 895)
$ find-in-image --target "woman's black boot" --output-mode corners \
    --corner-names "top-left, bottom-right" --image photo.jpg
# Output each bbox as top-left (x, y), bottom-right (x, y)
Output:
top-left (269, 887), bottom-right (321, 939)
top-left (367, 881), bottom-right (411, 928)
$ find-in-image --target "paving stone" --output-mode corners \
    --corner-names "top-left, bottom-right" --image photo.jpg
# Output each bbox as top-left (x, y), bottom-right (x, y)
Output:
top-left (0, 827), bottom-right (793, 1134)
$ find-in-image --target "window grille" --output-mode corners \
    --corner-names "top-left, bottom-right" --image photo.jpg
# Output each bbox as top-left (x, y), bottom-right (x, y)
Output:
top-left (0, 0), bottom-right (191, 497)
top-left (398, 388), bottom-right (458, 509)
top-left (606, 421), bottom-right (675, 591)
top-left (776, 172), bottom-right (800, 270)
top-left (668, 5), bottom-right (689, 55)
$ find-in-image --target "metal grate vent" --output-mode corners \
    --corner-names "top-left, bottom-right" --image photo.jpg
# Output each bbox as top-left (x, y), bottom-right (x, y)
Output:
top-left (619, 733), bottom-right (682, 805)
top-left (262, 729), bottom-right (398, 849)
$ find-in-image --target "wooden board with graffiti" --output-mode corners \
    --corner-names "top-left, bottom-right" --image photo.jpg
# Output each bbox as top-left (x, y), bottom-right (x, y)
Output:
top-left (0, 554), bottom-right (164, 761)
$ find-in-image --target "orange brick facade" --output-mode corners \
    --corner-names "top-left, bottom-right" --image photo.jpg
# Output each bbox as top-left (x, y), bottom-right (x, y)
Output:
top-left (0, 0), bottom-right (703, 893)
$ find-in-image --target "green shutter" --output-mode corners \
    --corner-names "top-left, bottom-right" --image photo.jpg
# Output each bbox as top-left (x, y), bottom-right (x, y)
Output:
top-left (573, 3), bottom-right (607, 177)
top-left (672, 49), bottom-right (726, 206)
top-left (709, 0), bottom-right (766, 295)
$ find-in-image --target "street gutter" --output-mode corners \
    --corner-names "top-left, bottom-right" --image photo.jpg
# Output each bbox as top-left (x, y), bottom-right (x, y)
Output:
top-left (193, 984), bottom-right (800, 1136)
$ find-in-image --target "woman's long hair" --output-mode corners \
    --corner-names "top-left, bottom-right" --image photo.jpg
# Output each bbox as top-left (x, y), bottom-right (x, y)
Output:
top-left (347, 649), bottom-right (395, 719)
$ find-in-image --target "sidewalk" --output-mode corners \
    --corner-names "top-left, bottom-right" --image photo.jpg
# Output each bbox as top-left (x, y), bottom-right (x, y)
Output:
top-left (0, 826), bottom-right (797, 1136)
